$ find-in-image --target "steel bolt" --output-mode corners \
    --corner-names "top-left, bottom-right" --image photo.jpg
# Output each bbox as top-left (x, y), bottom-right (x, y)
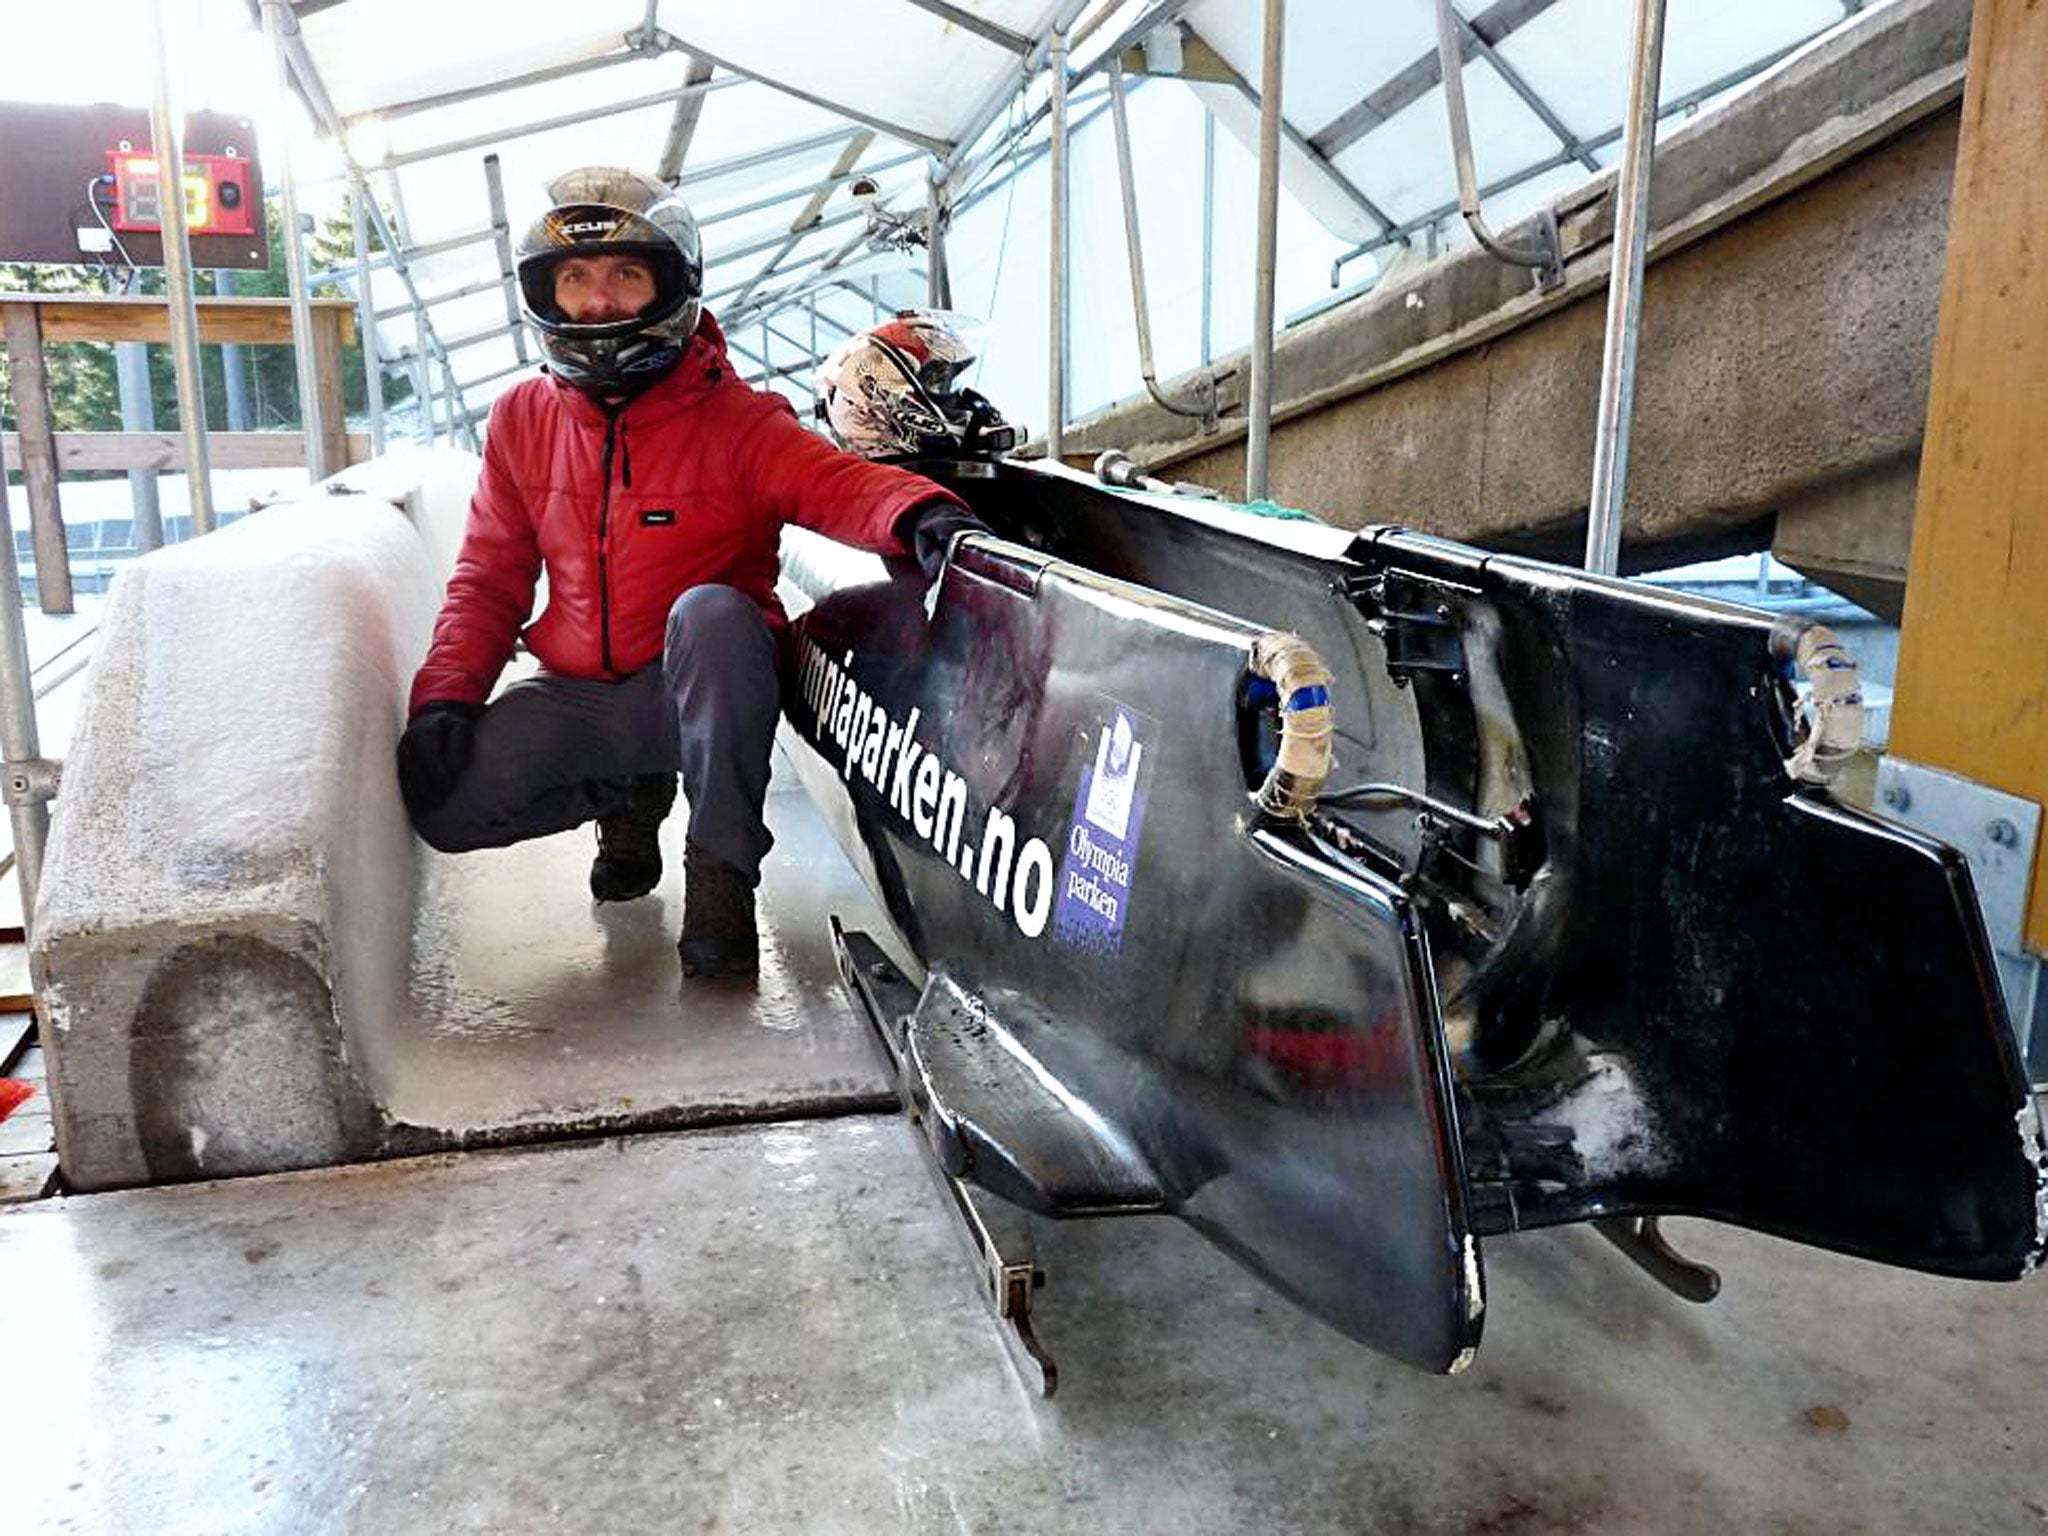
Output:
top-left (1987, 818), bottom-right (2020, 849)
top-left (1881, 785), bottom-right (1910, 811)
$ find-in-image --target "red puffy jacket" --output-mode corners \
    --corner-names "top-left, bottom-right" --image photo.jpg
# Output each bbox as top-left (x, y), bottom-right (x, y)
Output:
top-left (408, 313), bottom-right (962, 715)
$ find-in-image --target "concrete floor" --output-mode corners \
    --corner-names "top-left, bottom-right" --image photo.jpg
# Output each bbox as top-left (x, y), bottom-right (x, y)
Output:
top-left (6, 1110), bottom-right (2047, 1534)
top-left (385, 756), bottom-right (899, 1140)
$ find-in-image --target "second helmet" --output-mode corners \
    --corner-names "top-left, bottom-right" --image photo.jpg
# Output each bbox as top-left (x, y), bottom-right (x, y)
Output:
top-left (516, 167), bottom-right (704, 394)
top-left (815, 310), bottom-right (1018, 459)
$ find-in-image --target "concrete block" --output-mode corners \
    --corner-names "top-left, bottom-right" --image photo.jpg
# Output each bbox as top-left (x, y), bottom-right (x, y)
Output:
top-left (33, 494), bottom-right (443, 1190)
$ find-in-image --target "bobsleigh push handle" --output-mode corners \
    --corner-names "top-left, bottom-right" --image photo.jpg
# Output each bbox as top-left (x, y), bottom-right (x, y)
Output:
top-left (1251, 632), bottom-right (1334, 820)
top-left (1771, 619), bottom-right (1864, 784)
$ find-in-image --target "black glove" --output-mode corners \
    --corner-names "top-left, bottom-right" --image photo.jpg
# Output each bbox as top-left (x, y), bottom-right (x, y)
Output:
top-left (899, 500), bottom-right (990, 582)
top-left (397, 701), bottom-right (484, 817)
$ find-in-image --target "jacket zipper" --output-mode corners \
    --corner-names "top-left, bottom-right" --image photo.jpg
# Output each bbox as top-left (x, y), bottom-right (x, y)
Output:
top-left (598, 408), bottom-right (619, 675)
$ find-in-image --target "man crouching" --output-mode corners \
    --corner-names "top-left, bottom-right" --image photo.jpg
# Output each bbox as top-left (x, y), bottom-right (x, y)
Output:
top-left (397, 166), bottom-right (981, 979)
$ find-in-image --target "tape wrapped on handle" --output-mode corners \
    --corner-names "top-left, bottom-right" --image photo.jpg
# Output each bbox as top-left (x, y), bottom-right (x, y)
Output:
top-left (1251, 632), bottom-right (1334, 819)
top-left (1779, 623), bottom-right (1864, 784)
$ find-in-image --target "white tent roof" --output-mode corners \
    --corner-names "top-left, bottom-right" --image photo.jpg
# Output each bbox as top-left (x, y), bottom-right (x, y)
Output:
top-left (4, 0), bottom-right (1886, 431)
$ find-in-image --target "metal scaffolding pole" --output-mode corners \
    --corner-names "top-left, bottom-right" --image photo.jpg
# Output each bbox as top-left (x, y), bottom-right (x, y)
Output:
top-left (373, 275), bottom-right (514, 324)
top-left (262, 0), bottom-right (331, 483)
top-left (450, 360), bottom-right (529, 396)
top-left (414, 311), bottom-right (434, 445)
top-left (1201, 112), bottom-right (1215, 367)
top-left (340, 43), bottom-right (696, 131)
top-left (454, 359), bottom-right (479, 451)
top-left (373, 170), bottom-right (470, 443)
top-left (215, 269), bottom-right (253, 431)
top-left (0, 471), bottom-right (53, 929)
top-left (375, 172), bottom-right (435, 447)
top-left (1046, 27), bottom-right (1069, 463)
top-left (1584, 0), bottom-right (1668, 575)
top-left (310, 226), bottom-right (496, 286)
top-left (483, 154), bottom-right (529, 365)
top-left (925, 164), bottom-right (954, 310)
top-left (1108, 59), bottom-right (1211, 425)
top-left (438, 320), bottom-right (524, 355)
top-left (146, 0), bottom-right (215, 535)
top-left (696, 152), bottom-right (923, 231)
top-left (1246, 0), bottom-right (1286, 502)
top-left (941, 0), bottom-right (1092, 194)
top-left (114, 332), bottom-right (165, 553)
top-left (368, 75), bottom-right (740, 174)
top-left (350, 174), bottom-right (386, 456)
top-left (1434, 0), bottom-right (1563, 285)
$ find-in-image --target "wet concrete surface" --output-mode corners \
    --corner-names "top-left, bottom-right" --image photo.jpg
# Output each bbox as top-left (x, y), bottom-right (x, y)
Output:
top-left (382, 754), bottom-right (900, 1137)
top-left (8, 1112), bottom-right (2048, 1535)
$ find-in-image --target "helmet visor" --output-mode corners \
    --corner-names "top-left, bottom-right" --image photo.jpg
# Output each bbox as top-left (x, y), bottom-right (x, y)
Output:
top-left (517, 203), bottom-right (695, 333)
top-left (870, 310), bottom-right (986, 397)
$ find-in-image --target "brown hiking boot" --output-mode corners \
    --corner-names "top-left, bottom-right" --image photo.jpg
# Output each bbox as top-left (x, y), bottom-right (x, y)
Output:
top-left (589, 773), bottom-right (677, 902)
top-left (677, 842), bottom-right (759, 979)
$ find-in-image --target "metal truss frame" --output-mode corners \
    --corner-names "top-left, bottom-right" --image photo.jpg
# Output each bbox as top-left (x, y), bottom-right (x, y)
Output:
top-left (260, 0), bottom-right (1871, 448)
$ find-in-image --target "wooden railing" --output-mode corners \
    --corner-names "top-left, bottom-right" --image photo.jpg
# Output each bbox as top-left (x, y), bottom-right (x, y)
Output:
top-left (0, 293), bottom-right (366, 613)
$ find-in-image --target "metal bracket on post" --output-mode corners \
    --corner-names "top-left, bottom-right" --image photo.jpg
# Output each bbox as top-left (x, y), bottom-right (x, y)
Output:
top-left (1874, 757), bottom-right (2047, 1080)
top-left (1, 759), bottom-right (61, 808)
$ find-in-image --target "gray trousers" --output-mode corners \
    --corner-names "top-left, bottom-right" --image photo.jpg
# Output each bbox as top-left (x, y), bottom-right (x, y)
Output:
top-left (411, 584), bottom-right (781, 883)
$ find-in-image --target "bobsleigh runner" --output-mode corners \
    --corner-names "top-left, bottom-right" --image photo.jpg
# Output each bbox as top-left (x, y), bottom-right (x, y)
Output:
top-left (775, 455), bottom-right (2048, 1389)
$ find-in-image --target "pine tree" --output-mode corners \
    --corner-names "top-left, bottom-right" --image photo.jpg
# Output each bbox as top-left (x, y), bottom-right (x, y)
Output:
top-left (3, 192), bottom-right (412, 459)
top-left (0, 261), bottom-right (123, 441)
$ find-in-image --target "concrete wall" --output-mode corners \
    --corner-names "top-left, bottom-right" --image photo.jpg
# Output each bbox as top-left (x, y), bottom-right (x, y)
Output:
top-left (1065, 0), bottom-right (1968, 609)
top-left (32, 474), bottom-right (458, 1191)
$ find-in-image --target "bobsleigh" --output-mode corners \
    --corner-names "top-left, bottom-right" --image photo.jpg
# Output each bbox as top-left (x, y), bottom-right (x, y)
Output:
top-left (776, 455), bottom-right (2047, 1379)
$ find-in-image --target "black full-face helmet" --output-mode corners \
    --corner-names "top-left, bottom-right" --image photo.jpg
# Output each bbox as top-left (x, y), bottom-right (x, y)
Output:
top-left (515, 166), bottom-right (704, 395)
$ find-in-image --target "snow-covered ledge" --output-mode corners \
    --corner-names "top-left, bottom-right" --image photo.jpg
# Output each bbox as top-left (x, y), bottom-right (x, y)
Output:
top-left (32, 480), bottom-right (451, 1190)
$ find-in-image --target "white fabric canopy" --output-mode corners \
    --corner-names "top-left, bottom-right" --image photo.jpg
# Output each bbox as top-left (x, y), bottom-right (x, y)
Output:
top-left (0, 0), bottom-right (1888, 429)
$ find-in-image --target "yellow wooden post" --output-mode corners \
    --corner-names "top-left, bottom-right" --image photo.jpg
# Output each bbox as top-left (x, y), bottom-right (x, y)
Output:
top-left (311, 308), bottom-right (351, 475)
top-left (1888, 0), bottom-right (2048, 951)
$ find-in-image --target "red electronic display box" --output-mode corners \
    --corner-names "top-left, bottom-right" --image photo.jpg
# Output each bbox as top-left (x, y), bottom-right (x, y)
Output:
top-left (105, 149), bottom-right (257, 238)
top-left (0, 105), bottom-right (266, 270)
